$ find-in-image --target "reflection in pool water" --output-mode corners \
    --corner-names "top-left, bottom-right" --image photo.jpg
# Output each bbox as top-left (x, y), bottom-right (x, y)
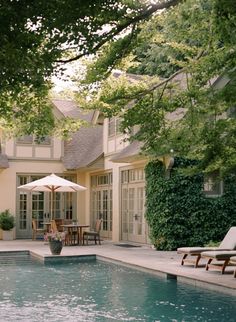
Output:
top-left (0, 254), bottom-right (235, 321)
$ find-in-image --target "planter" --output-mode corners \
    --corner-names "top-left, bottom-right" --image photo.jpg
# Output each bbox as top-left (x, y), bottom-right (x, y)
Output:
top-left (2, 230), bottom-right (14, 241)
top-left (49, 240), bottom-right (63, 255)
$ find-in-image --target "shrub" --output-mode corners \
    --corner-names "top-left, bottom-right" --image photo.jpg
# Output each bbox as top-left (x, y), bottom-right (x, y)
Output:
top-left (145, 158), bottom-right (236, 250)
top-left (0, 210), bottom-right (15, 231)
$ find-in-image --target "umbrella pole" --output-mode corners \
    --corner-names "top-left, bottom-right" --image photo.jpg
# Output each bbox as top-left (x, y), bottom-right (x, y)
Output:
top-left (51, 188), bottom-right (55, 220)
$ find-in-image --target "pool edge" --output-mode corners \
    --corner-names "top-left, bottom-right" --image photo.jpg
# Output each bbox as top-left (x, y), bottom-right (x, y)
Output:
top-left (1, 249), bottom-right (236, 296)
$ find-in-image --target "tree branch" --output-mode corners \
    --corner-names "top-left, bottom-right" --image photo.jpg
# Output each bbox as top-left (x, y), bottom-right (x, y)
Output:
top-left (57, 0), bottom-right (182, 64)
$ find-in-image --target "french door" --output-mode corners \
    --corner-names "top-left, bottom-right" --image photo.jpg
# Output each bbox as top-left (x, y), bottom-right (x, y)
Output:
top-left (121, 179), bottom-right (147, 243)
top-left (16, 175), bottom-right (75, 238)
top-left (91, 188), bottom-right (112, 239)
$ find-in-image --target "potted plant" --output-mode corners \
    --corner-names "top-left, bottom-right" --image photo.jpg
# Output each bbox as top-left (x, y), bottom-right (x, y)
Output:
top-left (0, 209), bottom-right (15, 241)
top-left (44, 231), bottom-right (66, 255)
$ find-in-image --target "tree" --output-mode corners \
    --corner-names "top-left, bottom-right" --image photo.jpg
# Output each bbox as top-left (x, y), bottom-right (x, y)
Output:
top-left (0, 0), bottom-right (180, 138)
top-left (78, 0), bottom-right (236, 176)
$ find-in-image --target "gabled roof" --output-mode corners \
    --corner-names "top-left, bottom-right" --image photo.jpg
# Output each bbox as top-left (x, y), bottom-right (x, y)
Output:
top-left (62, 126), bottom-right (103, 170)
top-left (52, 99), bottom-right (103, 171)
top-left (51, 99), bottom-right (93, 122)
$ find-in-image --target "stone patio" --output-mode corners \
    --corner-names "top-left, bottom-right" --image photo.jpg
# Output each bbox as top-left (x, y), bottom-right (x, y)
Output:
top-left (0, 240), bottom-right (236, 296)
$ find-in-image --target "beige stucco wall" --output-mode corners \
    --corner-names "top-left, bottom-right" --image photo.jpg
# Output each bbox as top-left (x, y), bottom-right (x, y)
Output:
top-left (76, 172), bottom-right (87, 224)
top-left (4, 137), bottom-right (63, 160)
top-left (0, 160), bottom-right (66, 216)
top-left (0, 132), bottom-right (65, 216)
top-left (103, 119), bottom-right (128, 155)
top-left (105, 158), bottom-right (129, 242)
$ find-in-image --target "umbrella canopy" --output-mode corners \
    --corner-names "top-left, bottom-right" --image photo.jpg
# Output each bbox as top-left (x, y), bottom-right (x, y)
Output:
top-left (18, 173), bottom-right (86, 219)
top-left (18, 173), bottom-right (86, 192)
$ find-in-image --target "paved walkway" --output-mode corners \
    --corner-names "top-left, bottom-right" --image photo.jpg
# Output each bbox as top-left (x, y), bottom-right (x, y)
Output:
top-left (0, 240), bottom-right (236, 296)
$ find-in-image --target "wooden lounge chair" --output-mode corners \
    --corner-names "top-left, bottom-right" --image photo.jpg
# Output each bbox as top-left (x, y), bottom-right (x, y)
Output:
top-left (229, 256), bottom-right (236, 277)
top-left (32, 219), bottom-right (45, 240)
top-left (83, 219), bottom-right (102, 245)
top-left (201, 250), bottom-right (236, 274)
top-left (177, 227), bottom-right (236, 268)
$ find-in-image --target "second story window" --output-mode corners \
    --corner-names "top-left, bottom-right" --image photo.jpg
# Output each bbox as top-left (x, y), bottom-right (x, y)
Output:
top-left (37, 136), bottom-right (51, 145)
top-left (108, 117), bottom-right (122, 137)
top-left (16, 135), bottom-right (33, 144)
top-left (16, 135), bottom-right (51, 146)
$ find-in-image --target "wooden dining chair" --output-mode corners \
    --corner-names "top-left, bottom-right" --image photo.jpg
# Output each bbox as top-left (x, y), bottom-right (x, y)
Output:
top-left (32, 219), bottom-right (45, 240)
top-left (61, 220), bottom-right (78, 246)
top-left (54, 219), bottom-right (64, 232)
top-left (83, 219), bottom-right (102, 245)
top-left (50, 220), bottom-right (58, 233)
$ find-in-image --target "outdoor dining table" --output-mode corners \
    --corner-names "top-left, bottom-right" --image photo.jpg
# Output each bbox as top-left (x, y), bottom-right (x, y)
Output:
top-left (61, 224), bottom-right (90, 246)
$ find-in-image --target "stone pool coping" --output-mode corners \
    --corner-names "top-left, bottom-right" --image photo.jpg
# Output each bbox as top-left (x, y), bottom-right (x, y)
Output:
top-left (0, 240), bottom-right (236, 296)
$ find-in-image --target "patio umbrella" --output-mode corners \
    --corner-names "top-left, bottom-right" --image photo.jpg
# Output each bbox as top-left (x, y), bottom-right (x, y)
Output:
top-left (18, 173), bottom-right (86, 219)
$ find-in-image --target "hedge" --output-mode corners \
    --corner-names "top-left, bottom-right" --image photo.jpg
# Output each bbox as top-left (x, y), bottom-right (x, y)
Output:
top-left (145, 158), bottom-right (236, 250)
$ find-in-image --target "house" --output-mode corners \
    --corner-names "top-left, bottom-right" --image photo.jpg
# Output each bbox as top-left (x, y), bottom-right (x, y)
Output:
top-left (0, 98), bottom-right (150, 244)
top-left (0, 72), bottom-right (230, 242)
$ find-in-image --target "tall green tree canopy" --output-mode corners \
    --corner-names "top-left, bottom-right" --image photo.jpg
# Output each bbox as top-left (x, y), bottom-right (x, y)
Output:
top-left (0, 0), bottom-right (180, 138)
top-left (79, 0), bottom-right (236, 176)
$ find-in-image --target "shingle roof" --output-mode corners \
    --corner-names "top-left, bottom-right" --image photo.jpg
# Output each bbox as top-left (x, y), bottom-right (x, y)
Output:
top-left (52, 99), bottom-right (103, 170)
top-left (51, 99), bottom-right (93, 122)
top-left (110, 141), bottom-right (146, 163)
top-left (62, 125), bottom-right (103, 170)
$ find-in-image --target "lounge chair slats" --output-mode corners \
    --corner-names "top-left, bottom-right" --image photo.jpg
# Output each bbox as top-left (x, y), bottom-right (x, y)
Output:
top-left (201, 250), bottom-right (236, 274)
top-left (177, 227), bottom-right (236, 268)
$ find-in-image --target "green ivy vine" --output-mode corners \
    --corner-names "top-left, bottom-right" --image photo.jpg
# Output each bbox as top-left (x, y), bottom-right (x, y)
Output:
top-left (145, 158), bottom-right (236, 250)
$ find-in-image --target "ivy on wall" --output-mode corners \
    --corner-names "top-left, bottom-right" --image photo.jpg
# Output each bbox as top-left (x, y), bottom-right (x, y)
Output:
top-left (145, 158), bottom-right (236, 250)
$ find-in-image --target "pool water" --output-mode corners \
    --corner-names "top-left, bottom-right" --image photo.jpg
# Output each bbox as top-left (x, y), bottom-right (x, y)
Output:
top-left (0, 254), bottom-right (236, 322)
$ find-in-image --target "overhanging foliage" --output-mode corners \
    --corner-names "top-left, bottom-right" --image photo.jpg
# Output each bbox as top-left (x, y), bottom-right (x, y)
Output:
top-left (0, 0), bottom-right (180, 137)
top-left (79, 0), bottom-right (236, 175)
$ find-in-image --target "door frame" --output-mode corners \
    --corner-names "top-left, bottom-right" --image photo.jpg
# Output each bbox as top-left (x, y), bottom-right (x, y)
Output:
top-left (120, 167), bottom-right (147, 244)
top-left (16, 174), bottom-right (77, 238)
top-left (90, 172), bottom-right (113, 239)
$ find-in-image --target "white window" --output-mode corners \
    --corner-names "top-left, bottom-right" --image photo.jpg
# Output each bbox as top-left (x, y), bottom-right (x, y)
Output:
top-left (36, 136), bottom-right (51, 145)
top-left (91, 173), bottom-right (112, 187)
top-left (16, 135), bottom-right (51, 145)
top-left (108, 117), bottom-right (122, 137)
top-left (16, 135), bottom-right (33, 144)
top-left (121, 168), bottom-right (145, 184)
top-left (203, 172), bottom-right (223, 197)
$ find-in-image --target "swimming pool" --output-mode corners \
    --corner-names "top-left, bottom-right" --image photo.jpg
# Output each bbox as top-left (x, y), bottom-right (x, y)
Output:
top-left (0, 253), bottom-right (235, 321)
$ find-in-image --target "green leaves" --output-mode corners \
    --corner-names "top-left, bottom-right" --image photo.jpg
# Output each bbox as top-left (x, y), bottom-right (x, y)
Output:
top-left (80, 0), bottom-right (236, 176)
top-left (145, 159), bottom-right (236, 250)
top-left (1, 0), bottom-right (174, 135)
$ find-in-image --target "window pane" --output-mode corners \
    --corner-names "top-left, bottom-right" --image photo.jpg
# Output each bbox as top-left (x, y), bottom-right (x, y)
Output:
top-left (36, 136), bottom-right (51, 145)
top-left (203, 172), bottom-right (223, 196)
top-left (16, 135), bottom-right (33, 144)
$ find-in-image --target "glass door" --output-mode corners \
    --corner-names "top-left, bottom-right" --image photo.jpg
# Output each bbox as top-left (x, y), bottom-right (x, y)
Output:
top-left (91, 173), bottom-right (112, 239)
top-left (121, 168), bottom-right (147, 244)
top-left (91, 189), bottom-right (112, 239)
top-left (32, 191), bottom-right (46, 229)
top-left (16, 175), bottom-right (76, 238)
